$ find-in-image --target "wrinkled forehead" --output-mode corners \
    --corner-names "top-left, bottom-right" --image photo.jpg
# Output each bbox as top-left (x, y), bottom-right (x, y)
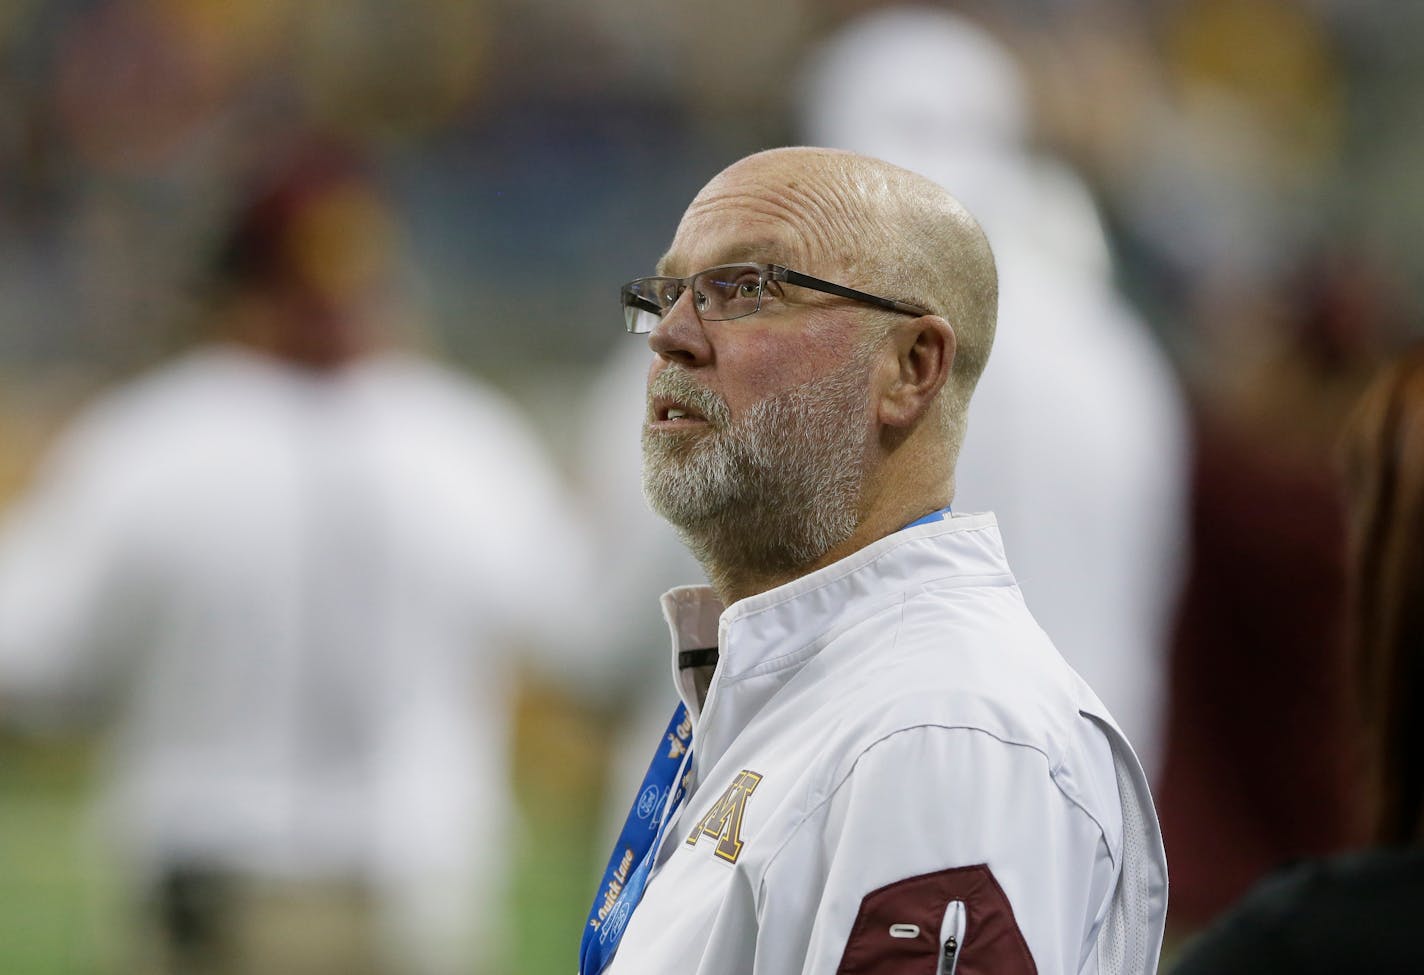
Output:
top-left (656, 163), bottom-right (869, 278)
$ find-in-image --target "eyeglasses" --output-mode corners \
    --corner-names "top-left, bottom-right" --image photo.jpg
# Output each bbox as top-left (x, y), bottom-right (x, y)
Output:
top-left (620, 262), bottom-right (930, 334)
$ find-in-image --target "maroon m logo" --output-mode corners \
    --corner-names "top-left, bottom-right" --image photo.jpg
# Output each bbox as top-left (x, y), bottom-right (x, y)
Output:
top-left (686, 769), bottom-right (762, 863)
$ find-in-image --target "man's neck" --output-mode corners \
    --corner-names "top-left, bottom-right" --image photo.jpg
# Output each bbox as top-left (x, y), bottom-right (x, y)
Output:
top-left (701, 498), bottom-right (951, 606)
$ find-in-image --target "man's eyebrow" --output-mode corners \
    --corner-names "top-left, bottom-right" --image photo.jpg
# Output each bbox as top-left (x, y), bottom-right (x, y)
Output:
top-left (654, 240), bottom-right (796, 277)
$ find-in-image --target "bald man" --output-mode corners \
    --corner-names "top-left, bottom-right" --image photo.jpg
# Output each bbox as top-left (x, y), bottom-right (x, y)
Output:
top-left (580, 148), bottom-right (1167, 975)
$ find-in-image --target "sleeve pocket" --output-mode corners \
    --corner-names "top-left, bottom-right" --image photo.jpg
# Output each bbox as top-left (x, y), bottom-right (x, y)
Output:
top-left (834, 863), bottom-right (1037, 975)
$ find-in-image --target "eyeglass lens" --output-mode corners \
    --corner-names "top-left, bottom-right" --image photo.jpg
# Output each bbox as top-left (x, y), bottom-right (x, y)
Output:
top-left (622, 264), bottom-right (766, 333)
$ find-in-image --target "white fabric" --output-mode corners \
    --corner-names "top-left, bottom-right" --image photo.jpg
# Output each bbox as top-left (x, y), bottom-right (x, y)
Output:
top-left (0, 345), bottom-right (580, 972)
top-left (797, 6), bottom-right (1189, 782)
top-left (605, 515), bottom-right (1167, 975)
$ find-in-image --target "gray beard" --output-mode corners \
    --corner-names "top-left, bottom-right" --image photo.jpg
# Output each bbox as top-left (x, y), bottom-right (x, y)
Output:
top-left (641, 355), bottom-right (873, 584)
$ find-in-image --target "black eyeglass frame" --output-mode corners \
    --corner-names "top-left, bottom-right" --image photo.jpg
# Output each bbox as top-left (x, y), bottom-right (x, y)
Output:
top-left (620, 262), bottom-right (931, 334)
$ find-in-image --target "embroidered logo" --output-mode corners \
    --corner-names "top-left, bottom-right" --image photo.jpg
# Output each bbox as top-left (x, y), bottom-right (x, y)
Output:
top-left (685, 769), bottom-right (762, 863)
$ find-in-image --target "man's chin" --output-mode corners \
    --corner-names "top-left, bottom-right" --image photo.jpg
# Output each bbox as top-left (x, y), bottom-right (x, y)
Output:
top-left (643, 426), bottom-right (723, 471)
top-left (642, 458), bottom-right (733, 527)
top-left (644, 424), bottom-right (715, 456)
top-left (644, 491), bottom-right (730, 533)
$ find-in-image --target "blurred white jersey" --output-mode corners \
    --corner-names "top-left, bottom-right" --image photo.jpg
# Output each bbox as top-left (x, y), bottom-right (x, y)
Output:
top-left (0, 344), bottom-right (578, 970)
top-left (798, 6), bottom-right (1189, 780)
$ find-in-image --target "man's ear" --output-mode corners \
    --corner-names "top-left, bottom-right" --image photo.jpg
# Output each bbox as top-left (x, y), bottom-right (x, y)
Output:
top-left (877, 315), bottom-right (955, 428)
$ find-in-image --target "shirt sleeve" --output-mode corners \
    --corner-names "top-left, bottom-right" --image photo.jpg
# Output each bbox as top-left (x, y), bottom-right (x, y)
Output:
top-left (453, 389), bottom-right (598, 679)
top-left (754, 724), bottom-right (1119, 975)
top-left (0, 418), bottom-right (143, 724)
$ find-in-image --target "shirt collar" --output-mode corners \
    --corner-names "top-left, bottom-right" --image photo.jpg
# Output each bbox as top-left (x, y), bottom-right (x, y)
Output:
top-left (661, 511), bottom-right (1008, 716)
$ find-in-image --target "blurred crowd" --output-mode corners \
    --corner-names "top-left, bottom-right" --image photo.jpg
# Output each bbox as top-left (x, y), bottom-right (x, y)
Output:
top-left (0, 0), bottom-right (1420, 973)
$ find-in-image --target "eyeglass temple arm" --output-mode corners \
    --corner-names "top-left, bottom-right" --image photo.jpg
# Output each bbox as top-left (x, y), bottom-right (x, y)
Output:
top-left (623, 291), bottom-right (663, 314)
top-left (773, 266), bottom-right (929, 316)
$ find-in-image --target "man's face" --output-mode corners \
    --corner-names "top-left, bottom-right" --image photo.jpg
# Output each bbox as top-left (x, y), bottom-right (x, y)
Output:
top-left (640, 161), bottom-right (884, 571)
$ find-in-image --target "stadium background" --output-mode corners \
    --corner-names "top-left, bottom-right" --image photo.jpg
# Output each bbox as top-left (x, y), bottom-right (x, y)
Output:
top-left (0, 0), bottom-right (1421, 972)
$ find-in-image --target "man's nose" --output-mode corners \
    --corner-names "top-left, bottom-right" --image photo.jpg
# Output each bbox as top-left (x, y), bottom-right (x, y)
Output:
top-left (648, 289), bottom-right (712, 366)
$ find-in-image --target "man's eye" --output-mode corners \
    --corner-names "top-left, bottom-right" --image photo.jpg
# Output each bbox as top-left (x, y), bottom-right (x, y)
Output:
top-left (737, 280), bottom-right (762, 298)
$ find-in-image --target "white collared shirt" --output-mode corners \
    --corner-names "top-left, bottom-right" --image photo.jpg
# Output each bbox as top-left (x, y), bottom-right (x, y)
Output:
top-left (606, 513), bottom-right (1167, 975)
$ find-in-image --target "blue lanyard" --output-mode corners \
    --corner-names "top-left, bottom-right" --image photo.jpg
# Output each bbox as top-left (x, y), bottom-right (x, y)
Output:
top-left (902, 505), bottom-right (952, 530)
top-left (579, 702), bottom-right (695, 975)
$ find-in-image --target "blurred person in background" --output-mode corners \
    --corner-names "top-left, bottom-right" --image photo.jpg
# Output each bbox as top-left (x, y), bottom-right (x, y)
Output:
top-left (1169, 343), bottom-right (1424, 973)
top-left (999, 0), bottom-right (1402, 942)
top-left (795, 6), bottom-right (1189, 782)
top-left (1154, 248), bottom-right (1384, 932)
top-left (0, 142), bottom-right (580, 975)
top-left (1142, 0), bottom-right (1389, 928)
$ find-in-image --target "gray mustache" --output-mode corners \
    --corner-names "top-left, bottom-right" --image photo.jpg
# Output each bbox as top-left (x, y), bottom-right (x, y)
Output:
top-left (648, 370), bottom-right (731, 426)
